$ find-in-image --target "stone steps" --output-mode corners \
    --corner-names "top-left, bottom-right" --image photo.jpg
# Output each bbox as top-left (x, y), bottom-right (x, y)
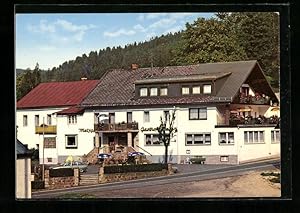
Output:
top-left (80, 174), bottom-right (99, 185)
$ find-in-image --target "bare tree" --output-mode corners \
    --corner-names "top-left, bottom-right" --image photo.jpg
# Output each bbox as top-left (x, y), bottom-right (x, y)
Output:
top-left (157, 108), bottom-right (177, 164)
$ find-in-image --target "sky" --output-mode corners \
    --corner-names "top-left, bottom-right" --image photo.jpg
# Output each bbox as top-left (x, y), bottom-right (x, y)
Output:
top-left (16, 13), bottom-right (214, 70)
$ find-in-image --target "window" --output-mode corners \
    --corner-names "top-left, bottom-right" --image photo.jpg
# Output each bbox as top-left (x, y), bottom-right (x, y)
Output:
top-left (203, 85), bottom-right (212, 94)
top-left (144, 111), bottom-right (150, 122)
top-left (150, 88), bottom-right (158, 96)
top-left (109, 113), bottom-right (115, 124)
top-left (185, 133), bottom-right (211, 145)
top-left (68, 115), bottom-right (77, 124)
top-left (47, 158), bottom-right (52, 163)
top-left (189, 108), bottom-right (207, 120)
top-left (66, 135), bottom-right (78, 149)
top-left (219, 132), bottom-right (234, 145)
top-left (192, 86), bottom-right (201, 94)
top-left (271, 130), bottom-right (280, 143)
top-left (163, 110), bottom-right (169, 121)
top-left (244, 131), bottom-right (264, 143)
top-left (182, 87), bottom-right (190, 95)
top-left (47, 114), bottom-right (52, 125)
top-left (127, 112), bottom-right (132, 123)
top-left (23, 115), bottom-right (28, 126)
top-left (160, 88), bottom-right (168, 96)
top-left (145, 134), bottom-right (162, 145)
top-left (140, 88), bottom-right (148, 96)
top-left (35, 115), bottom-right (39, 126)
top-left (220, 156), bottom-right (229, 162)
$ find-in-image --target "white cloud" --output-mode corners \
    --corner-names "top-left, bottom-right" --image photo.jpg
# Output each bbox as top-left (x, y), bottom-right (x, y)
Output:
top-left (137, 14), bottom-right (145, 21)
top-left (146, 13), bottom-right (168, 19)
top-left (27, 19), bottom-right (96, 43)
top-left (133, 24), bottom-right (147, 32)
top-left (169, 13), bottom-right (194, 19)
top-left (149, 18), bottom-right (177, 29)
top-left (39, 45), bottom-right (57, 51)
top-left (162, 25), bottom-right (184, 35)
top-left (146, 32), bottom-right (157, 40)
top-left (103, 29), bottom-right (136, 37)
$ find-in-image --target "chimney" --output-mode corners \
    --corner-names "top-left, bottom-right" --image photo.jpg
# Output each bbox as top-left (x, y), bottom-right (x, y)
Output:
top-left (131, 63), bottom-right (139, 70)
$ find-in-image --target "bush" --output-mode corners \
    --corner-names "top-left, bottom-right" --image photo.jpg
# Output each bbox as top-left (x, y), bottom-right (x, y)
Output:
top-left (104, 163), bottom-right (168, 174)
top-left (49, 168), bottom-right (74, 177)
top-left (31, 180), bottom-right (45, 189)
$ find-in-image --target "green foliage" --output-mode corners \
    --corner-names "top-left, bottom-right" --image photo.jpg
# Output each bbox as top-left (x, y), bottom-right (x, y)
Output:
top-left (104, 163), bottom-right (167, 174)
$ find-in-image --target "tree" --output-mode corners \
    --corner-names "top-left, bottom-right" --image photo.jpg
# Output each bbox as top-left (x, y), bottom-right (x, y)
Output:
top-left (157, 108), bottom-right (177, 164)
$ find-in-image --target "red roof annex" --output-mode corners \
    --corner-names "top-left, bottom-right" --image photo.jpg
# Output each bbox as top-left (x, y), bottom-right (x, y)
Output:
top-left (17, 80), bottom-right (100, 109)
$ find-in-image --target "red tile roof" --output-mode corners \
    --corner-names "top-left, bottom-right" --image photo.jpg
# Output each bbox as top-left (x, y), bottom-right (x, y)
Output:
top-left (17, 80), bottom-right (100, 109)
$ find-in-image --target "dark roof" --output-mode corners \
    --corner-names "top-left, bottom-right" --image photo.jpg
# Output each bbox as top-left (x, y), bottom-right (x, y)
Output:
top-left (56, 106), bottom-right (85, 115)
top-left (17, 139), bottom-right (32, 158)
top-left (17, 80), bottom-right (100, 109)
top-left (81, 60), bottom-right (275, 107)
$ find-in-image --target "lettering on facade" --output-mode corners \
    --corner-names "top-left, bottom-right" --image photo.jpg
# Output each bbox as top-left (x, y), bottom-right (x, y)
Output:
top-left (140, 127), bottom-right (159, 132)
top-left (79, 128), bottom-right (95, 133)
top-left (44, 137), bottom-right (56, 148)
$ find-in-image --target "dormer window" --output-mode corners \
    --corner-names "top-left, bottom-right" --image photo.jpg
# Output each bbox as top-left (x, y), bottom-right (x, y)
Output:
top-left (150, 88), bottom-right (158, 96)
top-left (192, 86), bottom-right (201, 94)
top-left (203, 85), bottom-right (212, 94)
top-left (140, 88), bottom-right (148, 96)
top-left (182, 87), bottom-right (190, 95)
top-left (160, 88), bottom-right (168, 96)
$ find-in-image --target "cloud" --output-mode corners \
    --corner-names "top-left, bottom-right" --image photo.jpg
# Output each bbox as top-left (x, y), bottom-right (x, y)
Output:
top-left (146, 13), bottom-right (168, 19)
top-left (133, 24), bottom-right (147, 32)
top-left (103, 29), bottom-right (136, 37)
top-left (39, 45), bottom-right (57, 51)
top-left (27, 19), bottom-right (97, 43)
top-left (149, 18), bottom-right (177, 29)
top-left (55, 19), bottom-right (96, 32)
top-left (137, 14), bottom-right (145, 21)
top-left (146, 32), bottom-right (157, 40)
top-left (162, 25), bottom-right (184, 35)
top-left (169, 13), bottom-right (194, 19)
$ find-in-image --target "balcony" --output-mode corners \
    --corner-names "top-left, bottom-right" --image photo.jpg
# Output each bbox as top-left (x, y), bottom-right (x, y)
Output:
top-left (94, 122), bottom-right (139, 132)
top-left (228, 115), bottom-right (280, 127)
top-left (238, 92), bottom-right (270, 105)
top-left (35, 125), bottom-right (57, 134)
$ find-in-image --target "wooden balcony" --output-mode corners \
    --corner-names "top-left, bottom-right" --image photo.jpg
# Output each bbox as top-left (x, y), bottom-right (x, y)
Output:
top-left (94, 122), bottom-right (139, 132)
top-left (238, 93), bottom-right (270, 105)
top-left (35, 125), bottom-right (57, 134)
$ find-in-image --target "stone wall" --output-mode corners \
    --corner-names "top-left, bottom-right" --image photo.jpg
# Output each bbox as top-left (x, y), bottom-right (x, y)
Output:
top-left (44, 168), bottom-right (80, 190)
top-left (98, 164), bottom-right (173, 183)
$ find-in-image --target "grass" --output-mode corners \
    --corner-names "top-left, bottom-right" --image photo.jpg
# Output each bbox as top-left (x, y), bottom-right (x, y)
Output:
top-left (57, 193), bottom-right (96, 199)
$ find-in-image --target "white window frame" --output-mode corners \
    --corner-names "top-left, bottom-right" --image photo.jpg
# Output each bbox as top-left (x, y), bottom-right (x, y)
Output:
top-left (185, 133), bottom-right (211, 145)
top-left (35, 115), bottom-right (39, 126)
top-left (203, 84), bottom-right (212, 94)
top-left (47, 114), bottom-right (52, 125)
top-left (144, 111), bottom-right (150, 123)
top-left (160, 87), bottom-right (168, 96)
top-left (23, 115), bottom-right (28, 127)
top-left (68, 115), bottom-right (77, 124)
top-left (219, 132), bottom-right (235, 145)
top-left (65, 135), bottom-right (78, 149)
top-left (150, 88), bottom-right (158, 96)
top-left (192, 86), bottom-right (201, 94)
top-left (182, 87), bottom-right (190, 95)
top-left (189, 108), bottom-right (207, 120)
top-left (145, 134), bottom-right (162, 146)
top-left (220, 156), bottom-right (229, 162)
top-left (271, 130), bottom-right (280, 143)
top-left (140, 88), bottom-right (148, 96)
top-left (244, 131), bottom-right (265, 144)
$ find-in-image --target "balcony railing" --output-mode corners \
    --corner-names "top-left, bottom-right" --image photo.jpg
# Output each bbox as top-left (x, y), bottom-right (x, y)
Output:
top-left (35, 125), bottom-right (57, 134)
top-left (229, 115), bottom-right (279, 126)
top-left (94, 122), bottom-right (139, 132)
top-left (238, 93), bottom-right (270, 105)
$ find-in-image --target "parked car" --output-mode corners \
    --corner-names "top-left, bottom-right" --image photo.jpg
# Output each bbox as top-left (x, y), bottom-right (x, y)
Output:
top-left (50, 161), bottom-right (88, 173)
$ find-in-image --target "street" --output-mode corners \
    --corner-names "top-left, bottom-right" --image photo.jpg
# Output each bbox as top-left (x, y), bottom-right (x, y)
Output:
top-left (32, 159), bottom-right (280, 198)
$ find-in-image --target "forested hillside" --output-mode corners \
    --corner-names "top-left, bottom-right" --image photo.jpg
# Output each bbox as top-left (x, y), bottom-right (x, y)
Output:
top-left (17, 12), bottom-right (279, 100)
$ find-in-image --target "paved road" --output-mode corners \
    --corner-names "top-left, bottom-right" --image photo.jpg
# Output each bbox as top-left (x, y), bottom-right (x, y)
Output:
top-left (32, 159), bottom-right (279, 198)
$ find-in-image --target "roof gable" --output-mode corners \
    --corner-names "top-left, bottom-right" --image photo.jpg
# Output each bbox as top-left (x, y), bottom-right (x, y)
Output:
top-left (17, 80), bottom-right (100, 109)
